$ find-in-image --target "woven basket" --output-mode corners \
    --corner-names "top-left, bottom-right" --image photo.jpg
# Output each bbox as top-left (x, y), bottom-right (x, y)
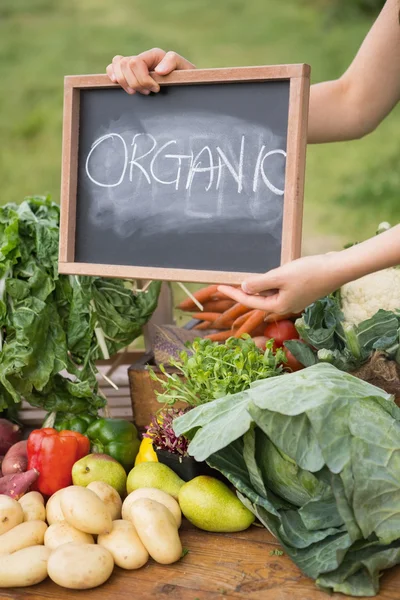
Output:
top-left (350, 351), bottom-right (400, 405)
top-left (128, 354), bottom-right (187, 430)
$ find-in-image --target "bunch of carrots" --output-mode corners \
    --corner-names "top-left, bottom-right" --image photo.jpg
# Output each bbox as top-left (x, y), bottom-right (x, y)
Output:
top-left (177, 284), bottom-right (297, 342)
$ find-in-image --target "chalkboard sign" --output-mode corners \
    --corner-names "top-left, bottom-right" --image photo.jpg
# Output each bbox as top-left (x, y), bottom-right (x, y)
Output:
top-left (59, 66), bottom-right (310, 283)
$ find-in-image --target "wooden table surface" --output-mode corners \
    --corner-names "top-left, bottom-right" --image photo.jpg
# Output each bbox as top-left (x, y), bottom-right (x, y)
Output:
top-left (1, 522), bottom-right (399, 600)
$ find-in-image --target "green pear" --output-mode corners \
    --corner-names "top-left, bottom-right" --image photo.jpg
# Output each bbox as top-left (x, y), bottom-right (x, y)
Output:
top-left (126, 462), bottom-right (184, 500)
top-left (178, 476), bottom-right (255, 532)
top-left (72, 453), bottom-right (127, 497)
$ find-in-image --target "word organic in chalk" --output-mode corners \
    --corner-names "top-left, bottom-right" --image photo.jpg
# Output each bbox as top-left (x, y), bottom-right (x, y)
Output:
top-left (86, 133), bottom-right (286, 200)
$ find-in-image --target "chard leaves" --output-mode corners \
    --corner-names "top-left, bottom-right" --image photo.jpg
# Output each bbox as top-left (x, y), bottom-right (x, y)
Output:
top-left (0, 197), bottom-right (160, 415)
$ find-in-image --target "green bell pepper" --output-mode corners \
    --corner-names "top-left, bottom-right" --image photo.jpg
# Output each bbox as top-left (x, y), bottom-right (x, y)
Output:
top-left (53, 414), bottom-right (98, 434)
top-left (86, 418), bottom-right (140, 471)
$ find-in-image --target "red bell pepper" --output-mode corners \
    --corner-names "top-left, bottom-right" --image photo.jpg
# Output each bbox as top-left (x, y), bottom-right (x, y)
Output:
top-left (27, 428), bottom-right (90, 496)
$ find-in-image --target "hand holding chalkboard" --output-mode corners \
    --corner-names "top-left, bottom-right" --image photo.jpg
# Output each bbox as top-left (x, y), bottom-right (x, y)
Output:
top-left (59, 65), bottom-right (310, 284)
top-left (106, 49), bottom-right (196, 95)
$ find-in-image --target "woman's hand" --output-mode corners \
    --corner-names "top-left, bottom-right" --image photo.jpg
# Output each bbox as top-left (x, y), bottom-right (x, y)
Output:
top-left (106, 48), bottom-right (195, 95)
top-left (218, 253), bottom-right (344, 316)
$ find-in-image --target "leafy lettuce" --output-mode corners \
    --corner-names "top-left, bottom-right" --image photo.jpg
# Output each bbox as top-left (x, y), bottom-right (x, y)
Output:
top-left (0, 197), bottom-right (160, 415)
top-left (285, 294), bottom-right (400, 372)
top-left (174, 363), bottom-right (400, 596)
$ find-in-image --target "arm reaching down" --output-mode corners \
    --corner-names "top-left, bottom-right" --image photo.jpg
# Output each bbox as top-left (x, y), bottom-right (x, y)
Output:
top-left (219, 225), bottom-right (400, 316)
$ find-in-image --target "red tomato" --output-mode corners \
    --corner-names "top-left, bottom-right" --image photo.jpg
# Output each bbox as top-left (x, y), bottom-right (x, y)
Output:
top-left (283, 348), bottom-right (304, 372)
top-left (252, 336), bottom-right (268, 351)
top-left (263, 320), bottom-right (299, 349)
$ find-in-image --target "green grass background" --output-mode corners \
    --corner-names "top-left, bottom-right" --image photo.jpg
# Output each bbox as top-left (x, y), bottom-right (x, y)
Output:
top-left (0, 0), bottom-right (399, 256)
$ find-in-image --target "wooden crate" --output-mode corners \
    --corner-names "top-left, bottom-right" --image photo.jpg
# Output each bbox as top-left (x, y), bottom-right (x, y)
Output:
top-left (128, 354), bottom-right (186, 430)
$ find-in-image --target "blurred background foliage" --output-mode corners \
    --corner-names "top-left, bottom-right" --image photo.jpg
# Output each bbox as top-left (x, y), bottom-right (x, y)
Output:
top-left (0, 0), bottom-right (398, 254)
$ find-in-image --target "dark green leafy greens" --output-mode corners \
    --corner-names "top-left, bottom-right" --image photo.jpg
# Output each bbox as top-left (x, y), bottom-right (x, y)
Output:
top-left (173, 363), bottom-right (400, 596)
top-left (286, 294), bottom-right (400, 372)
top-left (0, 197), bottom-right (160, 415)
top-left (149, 335), bottom-right (286, 406)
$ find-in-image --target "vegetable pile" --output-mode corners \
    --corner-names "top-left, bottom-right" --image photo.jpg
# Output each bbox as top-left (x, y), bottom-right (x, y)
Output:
top-left (0, 478), bottom-right (184, 589)
top-left (174, 363), bottom-right (400, 597)
top-left (0, 196), bottom-right (160, 417)
top-left (150, 335), bottom-right (286, 406)
top-left (177, 284), bottom-right (297, 342)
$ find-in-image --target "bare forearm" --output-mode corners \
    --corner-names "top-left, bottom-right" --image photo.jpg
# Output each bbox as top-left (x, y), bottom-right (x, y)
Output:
top-left (329, 225), bottom-right (400, 287)
top-left (308, 0), bottom-right (400, 144)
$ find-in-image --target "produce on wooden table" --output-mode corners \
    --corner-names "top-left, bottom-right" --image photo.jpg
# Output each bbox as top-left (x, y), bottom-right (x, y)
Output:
top-left (179, 476), bottom-right (254, 533)
top-left (0, 546), bottom-right (51, 588)
top-left (97, 519), bottom-right (149, 570)
top-left (0, 198), bottom-right (161, 422)
top-left (44, 521), bottom-right (95, 550)
top-left (134, 437), bottom-right (158, 465)
top-left (150, 336), bottom-right (285, 407)
top-left (53, 413), bottom-right (98, 434)
top-left (18, 491), bottom-right (46, 522)
top-left (122, 488), bottom-right (182, 528)
top-left (72, 453), bottom-right (127, 497)
top-left (45, 487), bottom-right (68, 525)
top-left (0, 494), bottom-right (23, 535)
top-left (126, 462), bottom-right (184, 500)
top-left (27, 428), bottom-right (90, 496)
top-left (47, 542), bottom-right (114, 590)
top-left (0, 475), bottom-right (188, 591)
top-left (85, 418), bottom-right (141, 472)
top-left (0, 419), bottom-right (21, 456)
top-left (174, 363), bottom-right (400, 597)
top-left (263, 319), bottom-right (299, 351)
top-left (1, 440), bottom-right (28, 475)
top-left (177, 286), bottom-right (299, 341)
top-left (0, 519), bottom-right (47, 555)
top-left (60, 485), bottom-right (112, 535)
top-left (87, 481), bottom-right (122, 520)
top-left (283, 348), bottom-right (305, 372)
top-left (0, 468), bottom-right (39, 499)
top-left (130, 498), bottom-right (182, 565)
top-left (144, 407), bottom-right (189, 459)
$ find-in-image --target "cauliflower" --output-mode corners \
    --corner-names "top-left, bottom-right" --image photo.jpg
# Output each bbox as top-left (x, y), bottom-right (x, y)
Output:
top-left (341, 267), bottom-right (400, 326)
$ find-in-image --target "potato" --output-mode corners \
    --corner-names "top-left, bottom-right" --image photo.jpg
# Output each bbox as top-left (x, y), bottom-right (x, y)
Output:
top-left (87, 481), bottom-right (122, 520)
top-left (46, 488), bottom-right (66, 525)
top-left (0, 545), bottom-right (50, 587)
top-left (19, 491), bottom-right (46, 522)
top-left (131, 498), bottom-right (182, 565)
top-left (122, 488), bottom-right (181, 528)
top-left (98, 520), bottom-right (148, 570)
top-left (61, 486), bottom-right (112, 534)
top-left (0, 520), bottom-right (47, 555)
top-left (0, 494), bottom-right (23, 535)
top-left (48, 542), bottom-right (114, 589)
top-left (44, 520), bottom-right (95, 550)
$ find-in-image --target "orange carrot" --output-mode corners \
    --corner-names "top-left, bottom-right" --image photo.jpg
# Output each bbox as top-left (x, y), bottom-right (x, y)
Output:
top-left (194, 321), bottom-right (212, 330)
top-left (234, 310), bottom-right (266, 337)
top-left (177, 285), bottom-right (219, 311)
top-left (191, 312), bottom-right (221, 322)
top-left (232, 310), bottom-right (255, 329)
top-left (205, 330), bottom-right (235, 342)
top-left (213, 304), bottom-right (250, 329)
top-left (201, 300), bottom-right (235, 313)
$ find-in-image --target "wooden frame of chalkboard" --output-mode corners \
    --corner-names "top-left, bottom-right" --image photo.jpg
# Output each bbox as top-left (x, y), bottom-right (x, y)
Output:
top-left (59, 65), bottom-right (310, 284)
